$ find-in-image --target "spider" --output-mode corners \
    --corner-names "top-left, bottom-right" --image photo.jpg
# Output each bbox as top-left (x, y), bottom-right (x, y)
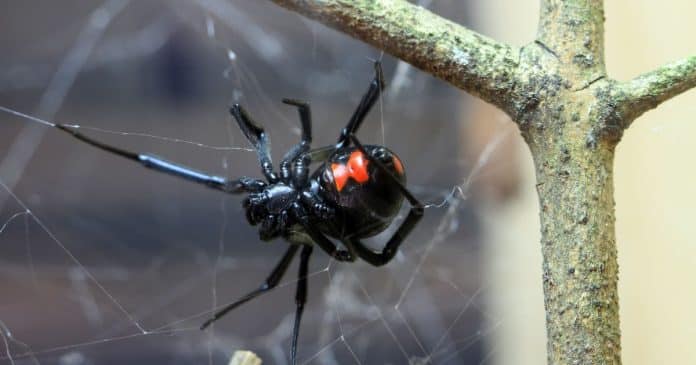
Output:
top-left (53, 61), bottom-right (423, 364)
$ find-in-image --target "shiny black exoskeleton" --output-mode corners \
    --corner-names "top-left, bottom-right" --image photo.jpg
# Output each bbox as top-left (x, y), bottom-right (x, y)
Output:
top-left (316, 145), bottom-right (407, 239)
top-left (243, 143), bottom-right (407, 241)
top-left (54, 61), bottom-right (423, 365)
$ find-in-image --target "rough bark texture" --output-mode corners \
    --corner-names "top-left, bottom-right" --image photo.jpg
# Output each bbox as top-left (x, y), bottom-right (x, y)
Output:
top-left (267, 0), bottom-right (696, 364)
top-left (522, 2), bottom-right (621, 363)
top-left (518, 44), bottom-right (622, 363)
top-left (617, 55), bottom-right (696, 124)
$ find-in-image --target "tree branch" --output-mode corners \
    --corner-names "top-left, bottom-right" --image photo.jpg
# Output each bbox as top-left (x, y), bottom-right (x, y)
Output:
top-left (537, 0), bottom-right (605, 81)
top-left (269, 0), bottom-right (520, 110)
top-left (617, 55), bottom-right (696, 124)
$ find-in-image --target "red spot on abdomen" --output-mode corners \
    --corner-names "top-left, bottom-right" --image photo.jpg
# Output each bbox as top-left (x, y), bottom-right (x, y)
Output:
top-left (331, 163), bottom-right (349, 191)
top-left (347, 151), bottom-right (369, 183)
top-left (392, 155), bottom-right (404, 175)
top-left (331, 151), bottom-right (370, 192)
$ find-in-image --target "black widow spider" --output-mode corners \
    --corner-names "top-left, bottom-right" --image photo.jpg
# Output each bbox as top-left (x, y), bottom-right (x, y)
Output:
top-left (53, 61), bottom-right (423, 364)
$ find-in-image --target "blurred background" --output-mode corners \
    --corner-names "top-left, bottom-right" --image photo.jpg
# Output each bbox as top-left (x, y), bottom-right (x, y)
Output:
top-left (0, 0), bottom-right (693, 364)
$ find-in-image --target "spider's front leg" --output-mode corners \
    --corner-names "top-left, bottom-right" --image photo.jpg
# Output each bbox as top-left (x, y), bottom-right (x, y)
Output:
top-left (279, 98), bottom-right (316, 187)
top-left (53, 125), bottom-right (266, 194)
top-left (229, 104), bottom-right (279, 183)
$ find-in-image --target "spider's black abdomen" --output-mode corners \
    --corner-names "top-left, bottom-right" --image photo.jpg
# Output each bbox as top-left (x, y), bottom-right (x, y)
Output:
top-left (316, 145), bottom-right (406, 238)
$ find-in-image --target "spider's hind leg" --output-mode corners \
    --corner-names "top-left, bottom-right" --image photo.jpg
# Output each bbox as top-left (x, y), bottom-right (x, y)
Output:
top-left (344, 135), bottom-right (424, 267)
top-left (336, 60), bottom-right (385, 148)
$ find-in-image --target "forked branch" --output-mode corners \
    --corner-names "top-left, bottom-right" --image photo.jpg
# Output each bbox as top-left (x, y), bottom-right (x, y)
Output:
top-left (618, 55), bottom-right (696, 124)
top-left (269, 0), bottom-right (520, 110)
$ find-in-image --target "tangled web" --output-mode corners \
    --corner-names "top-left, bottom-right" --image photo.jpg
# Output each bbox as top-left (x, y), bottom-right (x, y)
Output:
top-left (0, 1), bottom-right (517, 364)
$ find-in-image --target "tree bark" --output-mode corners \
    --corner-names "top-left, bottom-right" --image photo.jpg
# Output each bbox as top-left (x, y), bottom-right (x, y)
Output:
top-left (521, 66), bottom-right (622, 363)
top-left (266, 0), bottom-right (696, 364)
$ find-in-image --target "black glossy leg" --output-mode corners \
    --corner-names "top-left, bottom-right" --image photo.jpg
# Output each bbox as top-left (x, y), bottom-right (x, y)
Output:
top-left (54, 124), bottom-right (266, 194)
top-left (300, 191), bottom-right (335, 220)
top-left (288, 144), bottom-right (342, 175)
top-left (291, 202), bottom-right (355, 262)
top-left (345, 135), bottom-right (424, 266)
top-left (279, 99), bottom-right (313, 185)
top-left (282, 98), bottom-right (312, 148)
top-left (200, 244), bottom-right (300, 330)
top-left (291, 245), bottom-right (312, 365)
top-left (229, 104), bottom-right (278, 182)
top-left (301, 145), bottom-right (338, 162)
top-left (304, 224), bottom-right (356, 262)
top-left (347, 207), bottom-right (422, 266)
top-left (336, 61), bottom-right (385, 148)
top-left (288, 143), bottom-right (346, 189)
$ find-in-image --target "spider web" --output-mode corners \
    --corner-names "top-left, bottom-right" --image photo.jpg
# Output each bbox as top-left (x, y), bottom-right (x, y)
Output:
top-left (0, 1), bottom-right (522, 364)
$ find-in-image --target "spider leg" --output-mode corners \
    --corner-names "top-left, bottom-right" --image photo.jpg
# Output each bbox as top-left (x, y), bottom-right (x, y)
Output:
top-left (300, 192), bottom-right (335, 220)
top-left (291, 245), bottom-right (312, 365)
top-left (279, 99), bottom-right (313, 184)
top-left (291, 202), bottom-right (355, 262)
top-left (336, 61), bottom-right (385, 148)
top-left (303, 224), bottom-right (356, 262)
top-left (305, 145), bottom-right (337, 161)
top-left (345, 135), bottom-right (424, 266)
top-left (281, 98), bottom-right (312, 150)
top-left (54, 125), bottom-right (266, 194)
top-left (229, 104), bottom-right (279, 182)
top-left (200, 244), bottom-right (300, 330)
top-left (292, 143), bottom-right (344, 188)
top-left (345, 208), bottom-right (422, 266)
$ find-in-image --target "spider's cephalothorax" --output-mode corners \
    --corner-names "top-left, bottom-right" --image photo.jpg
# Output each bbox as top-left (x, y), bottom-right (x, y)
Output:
top-left (54, 61), bottom-right (422, 365)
